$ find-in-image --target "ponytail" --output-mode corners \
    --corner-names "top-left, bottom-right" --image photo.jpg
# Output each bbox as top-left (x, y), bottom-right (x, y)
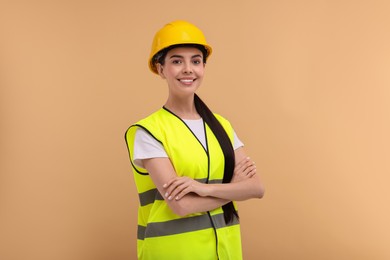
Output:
top-left (194, 94), bottom-right (239, 223)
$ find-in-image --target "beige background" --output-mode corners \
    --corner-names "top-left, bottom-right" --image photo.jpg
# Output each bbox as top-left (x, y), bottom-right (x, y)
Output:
top-left (1, 1), bottom-right (390, 259)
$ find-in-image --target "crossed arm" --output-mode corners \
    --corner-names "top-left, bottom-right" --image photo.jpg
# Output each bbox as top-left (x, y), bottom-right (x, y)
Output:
top-left (143, 147), bottom-right (264, 217)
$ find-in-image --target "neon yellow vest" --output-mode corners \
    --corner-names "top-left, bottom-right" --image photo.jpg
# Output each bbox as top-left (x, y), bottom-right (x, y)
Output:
top-left (125, 107), bottom-right (242, 260)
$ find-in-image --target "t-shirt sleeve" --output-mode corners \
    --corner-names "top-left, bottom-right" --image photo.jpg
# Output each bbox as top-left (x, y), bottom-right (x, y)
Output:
top-left (233, 131), bottom-right (244, 150)
top-left (133, 128), bottom-right (168, 168)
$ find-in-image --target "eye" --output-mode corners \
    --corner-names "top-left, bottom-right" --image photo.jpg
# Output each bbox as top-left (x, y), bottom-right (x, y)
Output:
top-left (192, 59), bottom-right (202, 65)
top-left (172, 59), bottom-right (182, 64)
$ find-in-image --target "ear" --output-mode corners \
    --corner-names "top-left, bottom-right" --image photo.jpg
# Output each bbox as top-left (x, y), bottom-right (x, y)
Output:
top-left (156, 63), bottom-right (166, 79)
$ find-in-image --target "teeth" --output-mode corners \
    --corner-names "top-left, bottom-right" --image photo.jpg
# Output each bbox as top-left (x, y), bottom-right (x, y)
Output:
top-left (180, 79), bottom-right (194, 83)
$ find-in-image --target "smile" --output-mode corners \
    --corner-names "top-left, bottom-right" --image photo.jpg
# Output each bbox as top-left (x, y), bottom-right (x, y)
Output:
top-left (179, 79), bottom-right (196, 83)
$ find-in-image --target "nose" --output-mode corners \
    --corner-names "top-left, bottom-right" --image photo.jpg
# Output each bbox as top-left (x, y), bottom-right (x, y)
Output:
top-left (183, 62), bottom-right (193, 74)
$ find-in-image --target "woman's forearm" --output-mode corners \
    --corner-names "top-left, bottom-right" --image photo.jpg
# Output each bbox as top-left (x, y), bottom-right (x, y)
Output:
top-left (204, 176), bottom-right (264, 201)
top-left (169, 193), bottom-right (229, 216)
top-left (165, 175), bottom-right (264, 203)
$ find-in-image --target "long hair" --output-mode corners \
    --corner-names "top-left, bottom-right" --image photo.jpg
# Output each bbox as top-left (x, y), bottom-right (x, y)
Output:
top-left (194, 94), bottom-right (239, 224)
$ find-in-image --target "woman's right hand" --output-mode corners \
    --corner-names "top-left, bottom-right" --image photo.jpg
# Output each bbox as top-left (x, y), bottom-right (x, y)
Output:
top-left (232, 157), bottom-right (257, 183)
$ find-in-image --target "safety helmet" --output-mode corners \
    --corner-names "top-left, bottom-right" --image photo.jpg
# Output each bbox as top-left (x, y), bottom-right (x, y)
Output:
top-left (148, 20), bottom-right (213, 74)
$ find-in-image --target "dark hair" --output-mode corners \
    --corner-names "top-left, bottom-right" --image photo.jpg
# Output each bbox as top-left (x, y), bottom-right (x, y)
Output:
top-left (194, 94), bottom-right (239, 224)
top-left (152, 44), bottom-right (208, 66)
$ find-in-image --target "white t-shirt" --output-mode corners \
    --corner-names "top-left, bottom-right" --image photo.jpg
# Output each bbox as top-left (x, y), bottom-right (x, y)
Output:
top-left (133, 118), bottom-right (243, 168)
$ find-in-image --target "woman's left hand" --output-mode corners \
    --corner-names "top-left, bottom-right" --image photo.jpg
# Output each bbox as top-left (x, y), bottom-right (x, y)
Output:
top-left (163, 177), bottom-right (209, 201)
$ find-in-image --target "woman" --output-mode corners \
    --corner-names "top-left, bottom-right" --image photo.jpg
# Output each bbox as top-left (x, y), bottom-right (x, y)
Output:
top-left (125, 20), bottom-right (264, 260)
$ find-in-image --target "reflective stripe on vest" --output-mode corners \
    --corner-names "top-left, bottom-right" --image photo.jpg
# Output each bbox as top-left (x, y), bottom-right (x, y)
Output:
top-left (125, 107), bottom-right (242, 260)
top-left (137, 212), bottom-right (239, 240)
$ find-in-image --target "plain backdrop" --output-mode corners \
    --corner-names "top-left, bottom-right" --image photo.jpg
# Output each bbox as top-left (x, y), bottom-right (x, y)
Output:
top-left (1, 1), bottom-right (390, 259)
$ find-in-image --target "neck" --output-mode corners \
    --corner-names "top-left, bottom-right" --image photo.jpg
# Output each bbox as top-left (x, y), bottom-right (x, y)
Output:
top-left (164, 95), bottom-right (200, 119)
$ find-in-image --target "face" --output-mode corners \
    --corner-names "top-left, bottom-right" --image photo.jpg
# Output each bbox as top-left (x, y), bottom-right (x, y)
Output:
top-left (157, 47), bottom-right (205, 98)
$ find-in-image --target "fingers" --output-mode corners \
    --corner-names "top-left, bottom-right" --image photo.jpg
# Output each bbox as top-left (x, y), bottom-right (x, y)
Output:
top-left (242, 162), bottom-right (256, 176)
top-left (244, 164), bottom-right (257, 177)
top-left (174, 186), bottom-right (192, 200)
top-left (234, 157), bottom-right (250, 173)
top-left (163, 177), bottom-right (192, 201)
top-left (235, 157), bottom-right (255, 171)
top-left (233, 157), bottom-right (257, 182)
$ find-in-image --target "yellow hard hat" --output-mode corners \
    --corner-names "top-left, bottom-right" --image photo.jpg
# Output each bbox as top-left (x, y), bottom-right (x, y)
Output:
top-left (148, 20), bottom-right (213, 74)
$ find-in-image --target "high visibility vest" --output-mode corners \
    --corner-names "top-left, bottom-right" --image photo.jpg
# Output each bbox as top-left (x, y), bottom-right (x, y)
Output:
top-left (125, 107), bottom-right (242, 260)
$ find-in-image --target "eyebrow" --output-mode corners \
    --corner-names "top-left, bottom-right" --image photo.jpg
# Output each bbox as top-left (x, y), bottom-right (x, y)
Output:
top-left (169, 54), bottom-right (203, 59)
